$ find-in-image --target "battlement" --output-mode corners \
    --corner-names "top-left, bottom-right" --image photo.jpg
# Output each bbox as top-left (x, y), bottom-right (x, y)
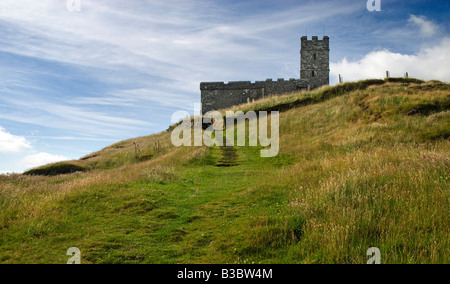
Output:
top-left (301, 36), bottom-right (329, 49)
top-left (200, 79), bottom-right (302, 91)
top-left (301, 36), bottom-right (329, 41)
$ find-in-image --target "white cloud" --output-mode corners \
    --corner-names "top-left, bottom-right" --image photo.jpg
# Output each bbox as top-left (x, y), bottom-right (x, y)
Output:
top-left (0, 126), bottom-right (69, 172)
top-left (331, 38), bottom-right (450, 83)
top-left (0, 0), bottom-right (357, 82)
top-left (0, 126), bottom-right (32, 153)
top-left (408, 15), bottom-right (439, 38)
top-left (19, 152), bottom-right (68, 170)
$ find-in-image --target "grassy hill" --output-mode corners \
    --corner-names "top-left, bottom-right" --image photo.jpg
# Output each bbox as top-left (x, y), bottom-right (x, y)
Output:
top-left (0, 79), bottom-right (449, 264)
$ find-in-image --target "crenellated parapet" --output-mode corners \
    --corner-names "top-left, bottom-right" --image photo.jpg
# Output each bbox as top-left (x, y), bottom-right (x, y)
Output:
top-left (201, 78), bottom-right (306, 90)
top-left (301, 36), bottom-right (329, 50)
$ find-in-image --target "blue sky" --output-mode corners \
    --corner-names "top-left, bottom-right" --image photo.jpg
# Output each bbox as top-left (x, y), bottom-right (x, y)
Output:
top-left (0, 0), bottom-right (449, 173)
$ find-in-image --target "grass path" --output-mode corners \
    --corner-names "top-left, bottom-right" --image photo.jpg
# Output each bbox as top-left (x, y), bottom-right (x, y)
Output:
top-left (1, 146), bottom-right (281, 264)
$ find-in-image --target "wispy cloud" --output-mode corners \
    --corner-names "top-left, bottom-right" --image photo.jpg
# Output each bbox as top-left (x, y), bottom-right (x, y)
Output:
top-left (27, 136), bottom-right (118, 142)
top-left (0, 88), bottom-right (153, 137)
top-left (0, 0), bottom-right (358, 81)
top-left (408, 15), bottom-right (440, 38)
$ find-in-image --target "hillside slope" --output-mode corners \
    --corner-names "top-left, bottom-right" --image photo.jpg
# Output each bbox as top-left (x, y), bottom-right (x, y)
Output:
top-left (0, 79), bottom-right (449, 264)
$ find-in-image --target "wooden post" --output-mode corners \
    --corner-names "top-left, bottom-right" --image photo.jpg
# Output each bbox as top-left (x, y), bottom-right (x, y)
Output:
top-left (134, 141), bottom-right (141, 158)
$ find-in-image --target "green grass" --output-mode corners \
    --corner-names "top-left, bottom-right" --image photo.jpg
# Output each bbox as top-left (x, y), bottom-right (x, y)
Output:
top-left (0, 79), bottom-right (448, 264)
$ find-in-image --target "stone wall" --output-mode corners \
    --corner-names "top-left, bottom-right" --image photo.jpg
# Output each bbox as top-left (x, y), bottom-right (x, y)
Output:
top-left (200, 78), bottom-right (308, 114)
top-left (200, 36), bottom-right (330, 114)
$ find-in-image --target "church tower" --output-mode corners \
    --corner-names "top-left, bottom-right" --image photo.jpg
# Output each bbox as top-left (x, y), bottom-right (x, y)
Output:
top-left (300, 36), bottom-right (330, 89)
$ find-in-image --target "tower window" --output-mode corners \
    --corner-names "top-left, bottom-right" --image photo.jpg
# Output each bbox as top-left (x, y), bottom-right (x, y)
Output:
top-left (314, 54), bottom-right (317, 60)
top-left (312, 71), bottom-right (315, 77)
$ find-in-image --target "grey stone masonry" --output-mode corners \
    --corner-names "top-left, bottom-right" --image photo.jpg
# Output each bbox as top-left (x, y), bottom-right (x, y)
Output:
top-left (200, 36), bottom-right (329, 114)
top-left (200, 79), bottom-right (308, 114)
top-left (300, 36), bottom-right (329, 89)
